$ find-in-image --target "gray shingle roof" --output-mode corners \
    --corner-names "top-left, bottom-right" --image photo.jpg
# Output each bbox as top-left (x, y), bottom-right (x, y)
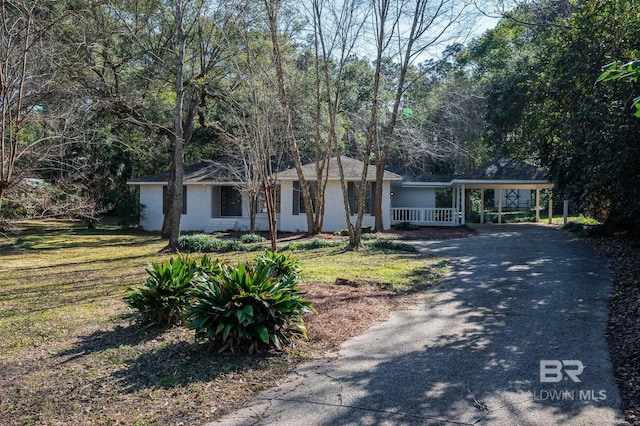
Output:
top-left (277, 155), bottom-right (402, 181)
top-left (460, 157), bottom-right (549, 181)
top-left (128, 159), bottom-right (247, 184)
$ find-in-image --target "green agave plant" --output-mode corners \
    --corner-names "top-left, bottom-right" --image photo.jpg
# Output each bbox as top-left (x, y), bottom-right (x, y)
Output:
top-left (186, 260), bottom-right (316, 353)
top-left (125, 255), bottom-right (220, 329)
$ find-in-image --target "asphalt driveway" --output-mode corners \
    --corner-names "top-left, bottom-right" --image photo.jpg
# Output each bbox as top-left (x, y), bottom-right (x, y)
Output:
top-left (209, 224), bottom-right (623, 425)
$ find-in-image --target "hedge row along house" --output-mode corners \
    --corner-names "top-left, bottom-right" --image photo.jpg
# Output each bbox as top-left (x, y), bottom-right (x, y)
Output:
top-left (127, 156), bottom-right (554, 233)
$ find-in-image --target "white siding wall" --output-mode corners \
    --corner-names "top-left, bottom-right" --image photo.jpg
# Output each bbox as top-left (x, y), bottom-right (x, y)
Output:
top-left (279, 181), bottom-right (307, 232)
top-left (279, 180), bottom-right (392, 232)
top-left (180, 185), bottom-right (212, 231)
top-left (139, 184), bottom-right (164, 231)
top-left (139, 184), bottom-right (214, 232)
top-left (392, 186), bottom-right (436, 208)
top-left (139, 180), bottom-right (393, 233)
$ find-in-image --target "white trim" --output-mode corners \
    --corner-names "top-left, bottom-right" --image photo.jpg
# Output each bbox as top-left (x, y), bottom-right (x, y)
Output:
top-left (400, 181), bottom-right (452, 188)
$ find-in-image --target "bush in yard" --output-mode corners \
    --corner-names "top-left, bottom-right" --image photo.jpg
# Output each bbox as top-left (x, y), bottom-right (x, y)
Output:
top-left (253, 250), bottom-right (301, 284)
top-left (282, 238), bottom-right (345, 251)
top-left (240, 233), bottom-right (266, 244)
top-left (177, 234), bottom-right (217, 252)
top-left (125, 255), bottom-right (209, 328)
top-left (366, 239), bottom-right (418, 253)
top-left (125, 255), bottom-right (222, 329)
top-left (178, 234), bottom-right (242, 253)
top-left (186, 260), bottom-right (316, 353)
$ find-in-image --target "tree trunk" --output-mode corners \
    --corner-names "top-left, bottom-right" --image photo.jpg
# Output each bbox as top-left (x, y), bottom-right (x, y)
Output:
top-left (163, 1), bottom-right (187, 251)
top-left (263, 180), bottom-right (278, 252)
top-left (264, 0), bottom-right (317, 234)
top-left (249, 190), bottom-right (257, 233)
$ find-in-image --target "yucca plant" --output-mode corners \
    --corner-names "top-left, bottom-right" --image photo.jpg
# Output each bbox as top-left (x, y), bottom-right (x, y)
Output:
top-left (186, 261), bottom-right (316, 353)
top-left (125, 255), bottom-right (212, 328)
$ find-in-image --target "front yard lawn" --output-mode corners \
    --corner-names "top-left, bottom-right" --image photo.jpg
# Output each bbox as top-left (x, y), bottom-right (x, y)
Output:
top-left (0, 221), bottom-right (446, 425)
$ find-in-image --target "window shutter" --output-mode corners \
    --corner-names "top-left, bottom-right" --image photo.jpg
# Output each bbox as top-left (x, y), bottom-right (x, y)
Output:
top-left (347, 182), bottom-right (355, 214)
top-left (293, 182), bottom-right (300, 215)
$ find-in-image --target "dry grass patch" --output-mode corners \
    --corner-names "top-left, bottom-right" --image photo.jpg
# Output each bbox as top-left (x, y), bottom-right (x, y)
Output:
top-left (0, 220), bottom-right (447, 425)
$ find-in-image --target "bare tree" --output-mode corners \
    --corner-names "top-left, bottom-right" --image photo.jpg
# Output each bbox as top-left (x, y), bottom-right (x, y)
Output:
top-left (264, 0), bottom-right (320, 234)
top-left (215, 1), bottom-right (288, 251)
top-left (307, 0), bottom-right (371, 249)
top-left (369, 0), bottom-right (475, 231)
top-left (0, 1), bottom-right (70, 210)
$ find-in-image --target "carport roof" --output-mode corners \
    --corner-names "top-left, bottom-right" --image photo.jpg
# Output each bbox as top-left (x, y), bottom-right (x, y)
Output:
top-left (460, 157), bottom-right (549, 181)
top-left (451, 158), bottom-right (552, 189)
top-left (398, 158), bottom-right (553, 189)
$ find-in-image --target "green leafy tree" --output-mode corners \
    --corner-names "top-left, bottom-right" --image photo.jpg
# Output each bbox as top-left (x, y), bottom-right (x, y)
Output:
top-left (68, 0), bottom-right (237, 248)
top-left (598, 60), bottom-right (640, 117)
top-left (524, 0), bottom-right (640, 229)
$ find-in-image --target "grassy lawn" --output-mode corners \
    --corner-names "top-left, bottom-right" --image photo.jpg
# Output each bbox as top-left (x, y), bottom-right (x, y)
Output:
top-left (0, 221), bottom-right (445, 425)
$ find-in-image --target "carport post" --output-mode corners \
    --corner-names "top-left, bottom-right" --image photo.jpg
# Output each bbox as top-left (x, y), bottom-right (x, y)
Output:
top-left (480, 190), bottom-right (485, 224)
top-left (461, 184), bottom-right (466, 225)
top-left (535, 188), bottom-right (540, 222)
top-left (563, 199), bottom-right (569, 225)
top-left (498, 189), bottom-right (503, 224)
top-left (548, 190), bottom-right (553, 224)
top-left (452, 186), bottom-right (457, 224)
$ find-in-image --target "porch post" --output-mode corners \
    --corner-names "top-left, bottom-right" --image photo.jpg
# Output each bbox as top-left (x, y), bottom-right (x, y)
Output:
top-left (480, 189), bottom-right (485, 224)
top-left (498, 189), bottom-right (503, 224)
top-left (535, 188), bottom-right (540, 222)
top-left (452, 186), bottom-right (458, 225)
top-left (461, 184), bottom-right (466, 225)
top-left (548, 190), bottom-right (553, 224)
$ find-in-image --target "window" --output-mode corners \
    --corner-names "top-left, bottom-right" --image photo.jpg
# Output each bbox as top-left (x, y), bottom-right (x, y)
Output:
top-left (292, 181), bottom-right (316, 215)
top-left (162, 186), bottom-right (187, 214)
top-left (221, 186), bottom-right (242, 217)
top-left (348, 181), bottom-right (376, 215)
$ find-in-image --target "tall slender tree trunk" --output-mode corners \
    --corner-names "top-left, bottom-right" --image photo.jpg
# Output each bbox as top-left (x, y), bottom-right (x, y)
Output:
top-left (163, 0), bottom-right (187, 250)
top-left (264, 0), bottom-right (317, 234)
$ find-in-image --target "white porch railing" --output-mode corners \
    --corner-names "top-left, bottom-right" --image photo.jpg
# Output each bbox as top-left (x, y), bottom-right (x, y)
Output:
top-left (391, 207), bottom-right (458, 226)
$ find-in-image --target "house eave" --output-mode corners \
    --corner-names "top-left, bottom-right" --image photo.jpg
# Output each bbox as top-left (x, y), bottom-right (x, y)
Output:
top-left (451, 179), bottom-right (553, 189)
top-left (127, 180), bottom-right (245, 185)
top-left (398, 181), bottom-right (452, 188)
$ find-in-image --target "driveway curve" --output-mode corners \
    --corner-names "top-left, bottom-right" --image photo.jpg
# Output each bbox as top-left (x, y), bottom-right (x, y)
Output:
top-left (209, 224), bottom-right (622, 425)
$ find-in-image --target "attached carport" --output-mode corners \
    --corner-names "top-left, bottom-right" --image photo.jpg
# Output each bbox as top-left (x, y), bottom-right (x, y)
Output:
top-left (450, 158), bottom-right (554, 225)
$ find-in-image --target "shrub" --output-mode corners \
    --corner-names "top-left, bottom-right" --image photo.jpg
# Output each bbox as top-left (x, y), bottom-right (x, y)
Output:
top-left (240, 233), bottom-right (266, 244)
top-left (177, 234), bottom-right (242, 253)
top-left (253, 250), bottom-right (301, 283)
top-left (125, 255), bottom-right (205, 328)
top-left (177, 234), bottom-right (218, 252)
top-left (392, 221), bottom-right (420, 231)
top-left (283, 238), bottom-right (345, 251)
top-left (186, 261), bottom-right (316, 353)
top-left (366, 239), bottom-right (418, 253)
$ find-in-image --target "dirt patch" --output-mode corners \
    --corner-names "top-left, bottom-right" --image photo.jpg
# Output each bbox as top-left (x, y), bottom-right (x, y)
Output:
top-left (588, 233), bottom-right (640, 425)
top-left (303, 282), bottom-right (397, 352)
